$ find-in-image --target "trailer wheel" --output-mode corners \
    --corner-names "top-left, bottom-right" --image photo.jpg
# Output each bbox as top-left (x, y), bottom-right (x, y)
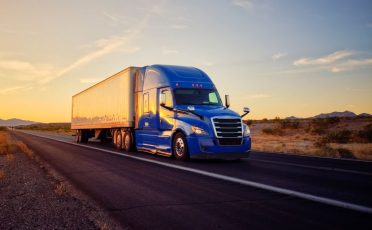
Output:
top-left (173, 132), bottom-right (189, 161)
top-left (81, 130), bottom-right (89, 143)
top-left (123, 131), bottom-right (133, 152)
top-left (115, 131), bottom-right (122, 150)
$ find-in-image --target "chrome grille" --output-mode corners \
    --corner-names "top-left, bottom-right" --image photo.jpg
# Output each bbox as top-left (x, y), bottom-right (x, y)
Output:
top-left (212, 117), bottom-right (243, 145)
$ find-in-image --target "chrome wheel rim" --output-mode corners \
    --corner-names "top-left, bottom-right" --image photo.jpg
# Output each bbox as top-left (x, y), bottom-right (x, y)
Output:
top-left (124, 133), bottom-right (130, 150)
top-left (116, 134), bottom-right (122, 149)
top-left (175, 137), bottom-right (185, 157)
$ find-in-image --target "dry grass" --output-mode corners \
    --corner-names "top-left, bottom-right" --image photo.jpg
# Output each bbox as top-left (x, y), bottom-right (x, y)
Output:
top-left (16, 141), bottom-right (34, 157)
top-left (0, 131), bottom-right (11, 180)
top-left (250, 117), bottom-right (372, 161)
top-left (0, 131), bottom-right (11, 155)
top-left (54, 182), bottom-right (68, 196)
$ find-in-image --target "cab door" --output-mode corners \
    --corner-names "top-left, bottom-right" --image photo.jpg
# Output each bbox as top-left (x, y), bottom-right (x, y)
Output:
top-left (159, 88), bottom-right (174, 130)
top-left (137, 89), bottom-right (159, 150)
top-left (157, 88), bottom-right (175, 152)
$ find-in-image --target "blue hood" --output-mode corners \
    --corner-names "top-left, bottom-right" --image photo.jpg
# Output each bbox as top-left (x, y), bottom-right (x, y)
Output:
top-left (175, 105), bottom-right (240, 119)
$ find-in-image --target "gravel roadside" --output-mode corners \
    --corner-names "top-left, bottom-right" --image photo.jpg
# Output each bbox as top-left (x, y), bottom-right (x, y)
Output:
top-left (0, 131), bottom-right (122, 229)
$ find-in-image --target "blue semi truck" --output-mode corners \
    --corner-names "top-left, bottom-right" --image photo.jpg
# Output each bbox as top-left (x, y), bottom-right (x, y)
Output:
top-left (71, 65), bottom-right (251, 160)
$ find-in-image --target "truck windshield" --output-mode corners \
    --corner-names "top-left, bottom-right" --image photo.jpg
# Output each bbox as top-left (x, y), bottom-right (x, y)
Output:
top-left (174, 89), bottom-right (222, 106)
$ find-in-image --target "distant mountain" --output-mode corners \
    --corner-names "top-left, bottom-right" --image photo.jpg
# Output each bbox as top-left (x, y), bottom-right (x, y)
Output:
top-left (358, 113), bottom-right (372, 118)
top-left (313, 111), bottom-right (357, 119)
top-left (285, 116), bottom-right (300, 120)
top-left (0, 118), bottom-right (38, 127)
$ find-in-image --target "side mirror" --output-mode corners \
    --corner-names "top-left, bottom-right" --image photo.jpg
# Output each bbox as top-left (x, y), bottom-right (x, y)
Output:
top-left (160, 93), bottom-right (166, 106)
top-left (225, 95), bottom-right (230, 108)
top-left (241, 107), bottom-right (250, 118)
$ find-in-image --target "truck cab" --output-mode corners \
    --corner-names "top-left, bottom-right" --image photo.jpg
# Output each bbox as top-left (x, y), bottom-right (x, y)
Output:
top-left (134, 65), bottom-right (251, 160)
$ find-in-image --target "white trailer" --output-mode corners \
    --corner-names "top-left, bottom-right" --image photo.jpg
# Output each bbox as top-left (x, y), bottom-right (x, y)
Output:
top-left (71, 67), bottom-right (138, 143)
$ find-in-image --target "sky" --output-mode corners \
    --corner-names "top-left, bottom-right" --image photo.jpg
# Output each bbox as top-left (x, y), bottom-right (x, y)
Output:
top-left (0, 0), bottom-right (371, 122)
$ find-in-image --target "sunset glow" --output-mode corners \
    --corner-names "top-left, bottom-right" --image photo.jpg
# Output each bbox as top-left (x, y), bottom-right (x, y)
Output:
top-left (1, 0), bottom-right (371, 122)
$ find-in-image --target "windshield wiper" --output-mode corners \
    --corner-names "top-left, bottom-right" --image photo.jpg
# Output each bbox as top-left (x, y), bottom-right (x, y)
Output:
top-left (161, 104), bottom-right (204, 120)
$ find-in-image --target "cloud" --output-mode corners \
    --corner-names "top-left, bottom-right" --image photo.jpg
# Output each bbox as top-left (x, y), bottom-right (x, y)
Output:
top-left (232, 0), bottom-right (253, 11)
top-left (0, 60), bottom-right (54, 82)
top-left (80, 78), bottom-right (101, 84)
top-left (102, 11), bottom-right (130, 26)
top-left (249, 94), bottom-right (270, 99)
top-left (293, 50), bottom-right (353, 66)
top-left (162, 49), bottom-right (179, 55)
top-left (366, 23), bottom-right (372, 28)
top-left (0, 85), bottom-right (32, 94)
top-left (0, 5), bottom-right (157, 94)
top-left (272, 52), bottom-right (287, 61)
top-left (39, 18), bottom-right (146, 84)
top-left (331, 59), bottom-right (372, 72)
top-left (0, 33), bottom-right (143, 89)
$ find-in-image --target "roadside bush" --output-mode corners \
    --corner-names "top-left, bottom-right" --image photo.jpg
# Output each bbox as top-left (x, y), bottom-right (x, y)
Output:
top-left (315, 130), bottom-right (352, 145)
top-left (318, 145), bottom-right (339, 158)
top-left (311, 117), bottom-right (340, 129)
top-left (17, 123), bottom-right (71, 133)
top-left (311, 127), bottom-right (326, 135)
top-left (325, 130), bottom-right (352, 144)
top-left (262, 127), bottom-right (283, 136)
top-left (358, 124), bottom-right (372, 143)
top-left (314, 138), bottom-right (328, 148)
top-left (280, 120), bottom-right (300, 129)
top-left (337, 148), bottom-right (355, 159)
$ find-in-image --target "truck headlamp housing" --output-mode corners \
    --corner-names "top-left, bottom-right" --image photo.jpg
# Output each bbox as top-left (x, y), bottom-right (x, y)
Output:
top-left (243, 124), bottom-right (250, 137)
top-left (191, 126), bottom-right (208, 135)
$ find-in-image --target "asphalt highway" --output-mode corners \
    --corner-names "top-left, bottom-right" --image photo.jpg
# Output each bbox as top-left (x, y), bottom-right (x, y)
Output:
top-left (10, 130), bottom-right (372, 229)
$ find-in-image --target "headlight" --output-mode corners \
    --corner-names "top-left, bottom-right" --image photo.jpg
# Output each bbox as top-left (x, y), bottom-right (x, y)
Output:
top-left (243, 124), bottom-right (250, 137)
top-left (191, 126), bottom-right (208, 135)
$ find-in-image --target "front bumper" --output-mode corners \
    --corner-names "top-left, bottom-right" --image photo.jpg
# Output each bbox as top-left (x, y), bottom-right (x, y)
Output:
top-left (187, 136), bottom-right (251, 160)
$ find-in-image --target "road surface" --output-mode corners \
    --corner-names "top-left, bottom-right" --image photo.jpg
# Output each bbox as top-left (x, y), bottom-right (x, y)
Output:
top-left (10, 130), bottom-right (372, 229)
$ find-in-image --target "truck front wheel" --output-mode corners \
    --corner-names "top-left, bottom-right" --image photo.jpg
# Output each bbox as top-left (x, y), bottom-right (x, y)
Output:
top-left (173, 133), bottom-right (189, 161)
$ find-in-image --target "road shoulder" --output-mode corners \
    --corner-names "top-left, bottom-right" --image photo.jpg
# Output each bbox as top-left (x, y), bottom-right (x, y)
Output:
top-left (0, 131), bottom-right (122, 229)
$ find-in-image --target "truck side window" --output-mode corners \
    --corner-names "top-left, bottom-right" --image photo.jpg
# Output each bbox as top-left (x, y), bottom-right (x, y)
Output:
top-left (143, 93), bottom-right (149, 113)
top-left (160, 89), bottom-right (173, 107)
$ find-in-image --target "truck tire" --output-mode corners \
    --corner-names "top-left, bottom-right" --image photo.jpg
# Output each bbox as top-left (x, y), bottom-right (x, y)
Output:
top-left (123, 131), bottom-right (133, 152)
top-left (115, 131), bottom-right (122, 150)
top-left (173, 132), bottom-right (189, 161)
top-left (81, 130), bottom-right (89, 143)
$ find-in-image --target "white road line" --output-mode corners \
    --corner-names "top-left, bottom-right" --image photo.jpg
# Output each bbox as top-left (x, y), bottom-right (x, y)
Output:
top-left (18, 131), bottom-right (372, 214)
top-left (249, 159), bottom-right (372, 176)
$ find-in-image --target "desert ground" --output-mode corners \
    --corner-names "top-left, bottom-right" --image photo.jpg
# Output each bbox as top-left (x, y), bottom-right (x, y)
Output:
top-left (248, 117), bottom-right (372, 161)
